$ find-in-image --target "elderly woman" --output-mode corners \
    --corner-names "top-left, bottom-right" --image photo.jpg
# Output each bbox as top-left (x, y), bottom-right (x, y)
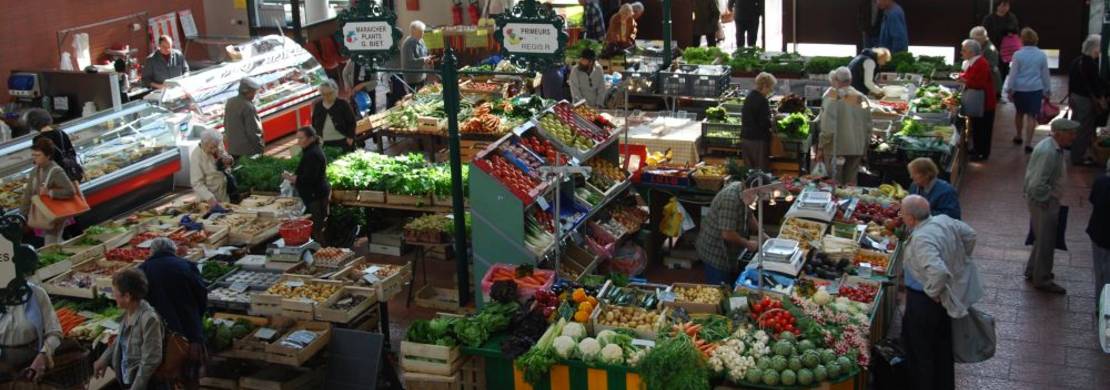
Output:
top-left (741, 72), bottom-right (776, 171)
top-left (848, 47), bottom-right (892, 97)
top-left (190, 130), bottom-right (232, 208)
top-left (818, 67), bottom-right (870, 185)
top-left (312, 79), bottom-right (357, 152)
top-left (969, 26), bottom-right (1002, 98)
top-left (1003, 28), bottom-right (1051, 152)
top-left (1067, 35), bottom-right (1106, 166)
top-left (0, 282), bottom-right (62, 384)
top-left (959, 39), bottom-right (998, 161)
top-left (605, 4), bottom-right (636, 53)
top-left (907, 157), bottom-right (961, 220)
top-left (94, 269), bottom-right (164, 390)
top-left (283, 128), bottom-right (330, 240)
top-left (20, 139), bottom-right (76, 245)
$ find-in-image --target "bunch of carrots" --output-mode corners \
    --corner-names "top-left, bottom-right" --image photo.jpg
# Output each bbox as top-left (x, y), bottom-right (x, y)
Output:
top-left (488, 266), bottom-right (550, 290)
top-left (672, 321), bottom-right (717, 357)
top-left (56, 308), bottom-right (87, 336)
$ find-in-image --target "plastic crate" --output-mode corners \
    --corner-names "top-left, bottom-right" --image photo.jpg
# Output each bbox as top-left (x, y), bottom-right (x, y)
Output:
top-left (701, 120), bottom-right (744, 147)
top-left (689, 71), bottom-right (731, 98)
top-left (659, 71), bottom-right (688, 96)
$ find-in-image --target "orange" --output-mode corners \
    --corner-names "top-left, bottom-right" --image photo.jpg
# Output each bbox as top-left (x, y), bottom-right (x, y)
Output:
top-left (574, 310), bottom-right (589, 322)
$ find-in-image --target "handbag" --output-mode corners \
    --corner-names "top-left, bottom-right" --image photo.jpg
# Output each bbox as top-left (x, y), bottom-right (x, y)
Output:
top-left (152, 323), bottom-right (191, 381)
top-left (30, 168), bottom-right (89, 221)
top-left (1037, 97), bottom-right (1062, 125)
top-left (960, 88), bottom-right (986, 118)
top-left (1024, 205), bottom-right (1069, 251)
top-left (951, 306), bottom-right (997, 363)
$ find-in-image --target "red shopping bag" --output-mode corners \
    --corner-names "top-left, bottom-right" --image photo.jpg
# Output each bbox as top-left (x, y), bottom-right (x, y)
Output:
top-left (1036, 98), bottom-right (1061, 125)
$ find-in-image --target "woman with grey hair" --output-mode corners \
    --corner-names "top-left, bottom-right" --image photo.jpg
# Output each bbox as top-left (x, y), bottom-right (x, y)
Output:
top-left (818, 66), bottom-right (870, 185)
top-left (969, 26), bottom-right (1002, 98)
top-left (740, 72), bottom-right (776, 171)
top-left (312, 79), bottom-right (358, 152)
top-left (190, 129), bottom-right (232, 207)
top-left (959, 38), bottom-right (998, 161)
top-left (1067, 34), bottom-right (1106, 166)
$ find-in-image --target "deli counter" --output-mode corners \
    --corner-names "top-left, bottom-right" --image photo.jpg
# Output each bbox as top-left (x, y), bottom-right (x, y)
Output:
top-left (155, 35), bottom-right (326, 143)
top-left (0, 101), bottom-right (184, 225)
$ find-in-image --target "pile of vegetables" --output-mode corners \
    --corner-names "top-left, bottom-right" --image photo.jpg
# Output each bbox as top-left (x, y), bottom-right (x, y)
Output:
top-left (405, 301), bottom-right (520, 348)
top-left (682, 47), bottom-right (728, 65)
top-left (803, 56), bottom-right (853, 76)
top-left (728, 47), bottom-right (765, 73)
top-left (704, 106), bottom-right (739, 124)
top-left (37, 250), bottom-right (72, 268)
top-left (327, 151), bottom-right (468, 197)
top-left (203, 317), bottom-right (256, 352)
top-left (565, 39), bottom-right (604, 62)
top-left (404, 213), bottom-right (471, 238)
top-left (638, 334), bottom-right (712, 390)
top-left (761, 52), bottom-right (806, 75)
top-left (235, 155), bottom-right (300, 193)
top-left (776, 113), bottom-right (811, 141)
top-left (200, 261), bottom-right (237, 283)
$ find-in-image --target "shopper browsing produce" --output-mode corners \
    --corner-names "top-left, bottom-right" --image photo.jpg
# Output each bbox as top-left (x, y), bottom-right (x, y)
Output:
top-left (190, 129), bottom-right (232, 207)
top-left (1003, 28), bottom-right (1051, 152)
top-left (969, 26), bottom-right (1002, 100)
top-left (398, 21), bottom-right (432, 101)
top-left (224, 78), bottom-right (265, 159)
top-left (604, 4), bottom-right (636, 53)
top-left (579, 0), bottom-right (607, 41)
top-left (284, 127), bottom-right (331, 240)
top-left (138, 238), bottom-right (208, 386)
top-left (900, 195), bottom-right (981, 390)
top-left (958, 39), bottom-right (998, 161)
top-left (696, 181), bottom-right (763, 285)
top-left (142, 35), bottom-right (189, 89)
top-left (312, 79), bottom-right (357, 152)
top-left (20, 138), bottom-right (77, 245)
top-left (817, 67), bottom-right (870, 185)
top-left (1023, 119), bottom-right (1079, 295)
top-left (568, 49), bottom-right (608, 108)
top-left (876, 0), bottom-right (908, 53)
top-left (907, 157), bottom-right (961, 220)
top-left (741, 72), bottom-right (776, 171)
top-left (27, 108), bottom-right (83, 182)
top-left (1067, 35), bottom-right (1107, 167)
top-left (847, 47), bottom-right (891, 97)
top-left (0, 282), bottom-right (62, 383)
top-left (95, 269), bottom-right (164, 390)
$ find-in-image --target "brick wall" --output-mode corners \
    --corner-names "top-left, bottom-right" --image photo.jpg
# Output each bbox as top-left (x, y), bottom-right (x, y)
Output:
top-left (0, 0), bottom-right (207, 102)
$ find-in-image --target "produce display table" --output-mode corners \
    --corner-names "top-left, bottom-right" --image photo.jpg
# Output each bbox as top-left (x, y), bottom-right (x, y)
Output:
top-left (625, 116), bottom-right (703, 164)
top-left (463, 336), bottom-right (644, 390)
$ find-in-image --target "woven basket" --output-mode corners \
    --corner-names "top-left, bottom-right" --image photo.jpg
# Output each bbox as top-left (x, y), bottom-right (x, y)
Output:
top-left (39, 343), bottom-right (93, 389)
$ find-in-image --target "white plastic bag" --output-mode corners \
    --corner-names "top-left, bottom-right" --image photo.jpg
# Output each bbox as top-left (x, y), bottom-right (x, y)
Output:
top-left (812, 161), bottom-right (828, 177)
top-left (280, 179), bottom-right (295, 197)
top-left (73, 33), bottom-right (91, 70)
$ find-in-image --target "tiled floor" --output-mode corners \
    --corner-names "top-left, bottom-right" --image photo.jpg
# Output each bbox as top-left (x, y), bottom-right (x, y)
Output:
top-left (367, 79), bottom-right (1110, 386)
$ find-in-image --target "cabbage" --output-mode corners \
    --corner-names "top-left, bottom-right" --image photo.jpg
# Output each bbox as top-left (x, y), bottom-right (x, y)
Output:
top-left (553, 336), bottom-right (577, 359)
top-left (600, 343), bottom-right (624, 364)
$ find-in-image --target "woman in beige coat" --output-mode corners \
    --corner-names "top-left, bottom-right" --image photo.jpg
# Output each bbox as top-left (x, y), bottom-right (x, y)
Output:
top-left (189, 129), bottom-right (232, 207)
top-left (817, 67), bottom-right (871, 186)
top-left (19, 138), bottom-right (76, 244)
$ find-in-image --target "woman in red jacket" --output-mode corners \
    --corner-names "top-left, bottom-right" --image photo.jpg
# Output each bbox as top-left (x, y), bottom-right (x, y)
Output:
top-left (959, 39), bottom-right (998, 161)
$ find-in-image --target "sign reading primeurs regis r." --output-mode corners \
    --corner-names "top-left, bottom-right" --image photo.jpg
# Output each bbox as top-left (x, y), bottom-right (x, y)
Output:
top-left (502, 23), bottom-right (559, 54)
top-left (342, 21), bottom-right (395, 51)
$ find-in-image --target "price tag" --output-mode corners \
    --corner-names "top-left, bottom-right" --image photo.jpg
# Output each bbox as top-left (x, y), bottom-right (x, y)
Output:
top-left (571, 157), bottom-right (580, 166)
top-left (729, 296), bottom-right (749, 312)
top-left (136, 239), bottom-right (154, 249)
top-left (254, 327), bottom-right (277, 340)
top-left (302, 251), bottom-right (314, 266)
top-left (362, 273), bottom-right (381, 284)
top-left (658, 290), bottom-right (676, 303)
top-left (336, 297), bottom-right (354, 306)
top-left (229, 282), bottom-right (250, 293)
top-left (284, 279), bottom-right (305, 288)
top-left (211, 318), bottom-right (235, 327)
top-left (631, 339), bottom-right (655, 348)
top-left (362, 265), bottom-right (382, 275)
top-left (536, 197), bottom-right (550, 211)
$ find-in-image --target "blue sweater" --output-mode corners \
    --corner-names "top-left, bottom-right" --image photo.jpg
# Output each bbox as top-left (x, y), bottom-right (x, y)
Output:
top-left (879, 4), bottom-right (908, 53)
top-left (139, 252), bottom-right (209, 342)
top-left (910, 179), bottom-right (961, 220)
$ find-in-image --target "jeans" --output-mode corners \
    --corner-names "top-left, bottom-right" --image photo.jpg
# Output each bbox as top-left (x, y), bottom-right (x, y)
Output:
top-left (901, 289), bottom-right (955, 390)
top-left (704, 263), bottom-right (737, 286)
top-left (1094, 242), bottom-right (1110, 310)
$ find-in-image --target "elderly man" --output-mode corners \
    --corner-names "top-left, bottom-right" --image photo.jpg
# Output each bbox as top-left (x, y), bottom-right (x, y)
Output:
top-left (190, 129), bottom-right (233, 208)
top-left (224, 78), bottom-right (265, 159)
top-left (579, 0), bottom-right (607, 41)
top-left (605, 4), bottom-right (637, 53)
top-left (728, 0), bottom-right (763, 48)
top-left (568, 48), bottom-right (607, 108)
top-left (399, 21), bottom-right (432, 98)
top-left (958, 39), bottom-right (997, 161)
top-left (900, 195), bottom-right (981, 390)
top-left (848, 47), bottom-right (891, 97)
top-left (877, 0), bottom-right (908, 53)
top-left (1024, 119), bottom-right (1080, 294)
top-left (818, 66), bottom-right (870, 185)
top-left (142, 35), bottom-right (189, 89)
top-left (696, 181), bottom-right (762, 285)
top-left (969, 26), bottom-right (1002, 98)
top-left (1068, 35), bottom-right (1106, 166)
top-left (138, 237), bottom-right (209, 386)
top-left (907, 157), bottom-right (961, 220)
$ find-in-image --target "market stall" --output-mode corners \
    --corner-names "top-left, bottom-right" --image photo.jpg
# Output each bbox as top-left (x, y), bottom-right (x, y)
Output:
top-left (0, 101), bottom-right (183, 226)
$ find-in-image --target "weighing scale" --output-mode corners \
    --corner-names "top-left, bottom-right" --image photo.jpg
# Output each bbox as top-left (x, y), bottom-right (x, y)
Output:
top-left (784, 189), bottom-right (837, 223)
top-left (266, 239), bottom-right (321, 264)
top-left (749, 238), bottom-right (805, 276)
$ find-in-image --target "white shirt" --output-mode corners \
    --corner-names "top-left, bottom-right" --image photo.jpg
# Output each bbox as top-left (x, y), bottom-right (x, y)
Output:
top-left (568, 63), bottom-right (608, 108)
top-left (862, 59), bottom-right (882, 95)
top-left (0, 285), bottom-right (62, 356)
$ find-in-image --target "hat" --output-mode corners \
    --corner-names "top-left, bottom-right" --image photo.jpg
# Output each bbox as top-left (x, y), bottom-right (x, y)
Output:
top-left (1050, 119), bottom-right (1080, 132)
top-left (239, 78), bottom-right (261, 92)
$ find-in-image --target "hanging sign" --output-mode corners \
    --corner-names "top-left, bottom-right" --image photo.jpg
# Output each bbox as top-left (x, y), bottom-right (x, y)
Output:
top-left (494, 0), bottom-right (569, 70)
top-left (0, 235), bottom-right (13, 288)
top-left (335, 2), bottom-right (404, 68)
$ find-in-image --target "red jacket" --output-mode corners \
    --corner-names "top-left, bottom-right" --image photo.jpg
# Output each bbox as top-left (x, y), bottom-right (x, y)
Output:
top-left (961, 56), bottom-right (997, 111)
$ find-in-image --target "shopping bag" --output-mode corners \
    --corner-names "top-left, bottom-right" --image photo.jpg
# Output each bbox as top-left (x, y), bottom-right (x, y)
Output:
top-left (1024, 205), bottom-right (1069, 251)
top-left (961, 88), bottom-right (985, 118)
top-left (811, 161), bottom-right (829, 177)
top-left (951, 306), bottom-right (997, 363)
top-left (29, 168), bottom-right (88, 223)
top-left (1037, 98), bottom-right (1061, 125)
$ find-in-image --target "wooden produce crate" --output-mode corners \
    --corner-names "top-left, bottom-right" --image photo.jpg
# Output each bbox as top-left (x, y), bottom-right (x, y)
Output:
top-left (254, 276), bottom-right (343, 320)
top-left (402, 372), bottom-right (460, 390)
top-left (239, 366), bottom-right (322, 390)
top-left (221, 318), bottom-right (295, 361)
top-left (358, 190), bottom-right (386, 204)
top-left (334, 260), bottom-right (413, 301)
top-left (664, 283), bottom-right (725, 314)
top-left (264, 321), bottom-right (333, 366)
top-left (415, 285), bottom-right (462, 312)
top-left (590, 304), bottom-right (669, 340)
top-left (331, 190), bottom-right (359, 203)
top-left (44, 258), bottom-right (134, 299)
top-left (418, 116), bottom-right (447, 134)
top-left (400, 341), bottom-right (463, 376)
top-left (458, 356), bottom-right (486, 390)
top-left (31, 243), bottom-right (91, 282)
top-left (315, 286), bottom-right (378, 323)
top-left (386, 192), bottom-right (432, 207)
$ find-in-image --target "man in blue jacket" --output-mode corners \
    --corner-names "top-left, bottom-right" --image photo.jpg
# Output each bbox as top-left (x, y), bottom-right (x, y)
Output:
top-left (877, 0), bottom-right (908, 53)
top-left (139, 237), bottom-right (208, 385)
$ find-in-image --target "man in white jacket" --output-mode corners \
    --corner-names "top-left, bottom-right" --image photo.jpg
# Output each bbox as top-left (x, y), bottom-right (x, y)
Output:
top-left (568, 48), bottom-right (607, 107)
top-left (899, 195), bottom-right (983, 390)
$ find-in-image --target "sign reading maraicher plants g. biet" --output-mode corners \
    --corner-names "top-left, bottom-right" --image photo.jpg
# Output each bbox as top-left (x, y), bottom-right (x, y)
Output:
top-left (494, 0), bottom-right (568, 70)
top-left (342, 21), bottom-right (395, 51)
top-left (335, 1), bottom-right (403, 67)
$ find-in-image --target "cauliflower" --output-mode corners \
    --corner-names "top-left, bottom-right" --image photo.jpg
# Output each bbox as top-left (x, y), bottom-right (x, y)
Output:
top-left (812, 290), bottom-right (832, 305)
top-left (595, 330), bottom-right (617, 345)
top-left (553, 336), bottom-right (577, 359)
top-left (561, 322), bottom-right (586, 341)
top-left (577, 337), bottom-right (602, 361)
top-left (600, 343), bottom-right (624, 364)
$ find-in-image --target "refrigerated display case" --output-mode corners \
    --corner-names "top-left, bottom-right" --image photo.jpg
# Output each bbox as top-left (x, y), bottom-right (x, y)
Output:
top-left (0, 101), bottom-right (183, 225)
top-left (157, 35), bottom-right (326, 143)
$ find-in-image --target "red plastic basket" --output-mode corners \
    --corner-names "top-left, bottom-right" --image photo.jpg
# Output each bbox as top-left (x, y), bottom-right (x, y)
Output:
top-left (279, 219), bottom-right (313, 246)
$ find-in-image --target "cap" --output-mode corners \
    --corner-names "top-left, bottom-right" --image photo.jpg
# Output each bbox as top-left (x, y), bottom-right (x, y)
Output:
top-left (1050, 118), bottom-right (1079, 132)
top-left (239, 78), bottom-right (261, 91)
